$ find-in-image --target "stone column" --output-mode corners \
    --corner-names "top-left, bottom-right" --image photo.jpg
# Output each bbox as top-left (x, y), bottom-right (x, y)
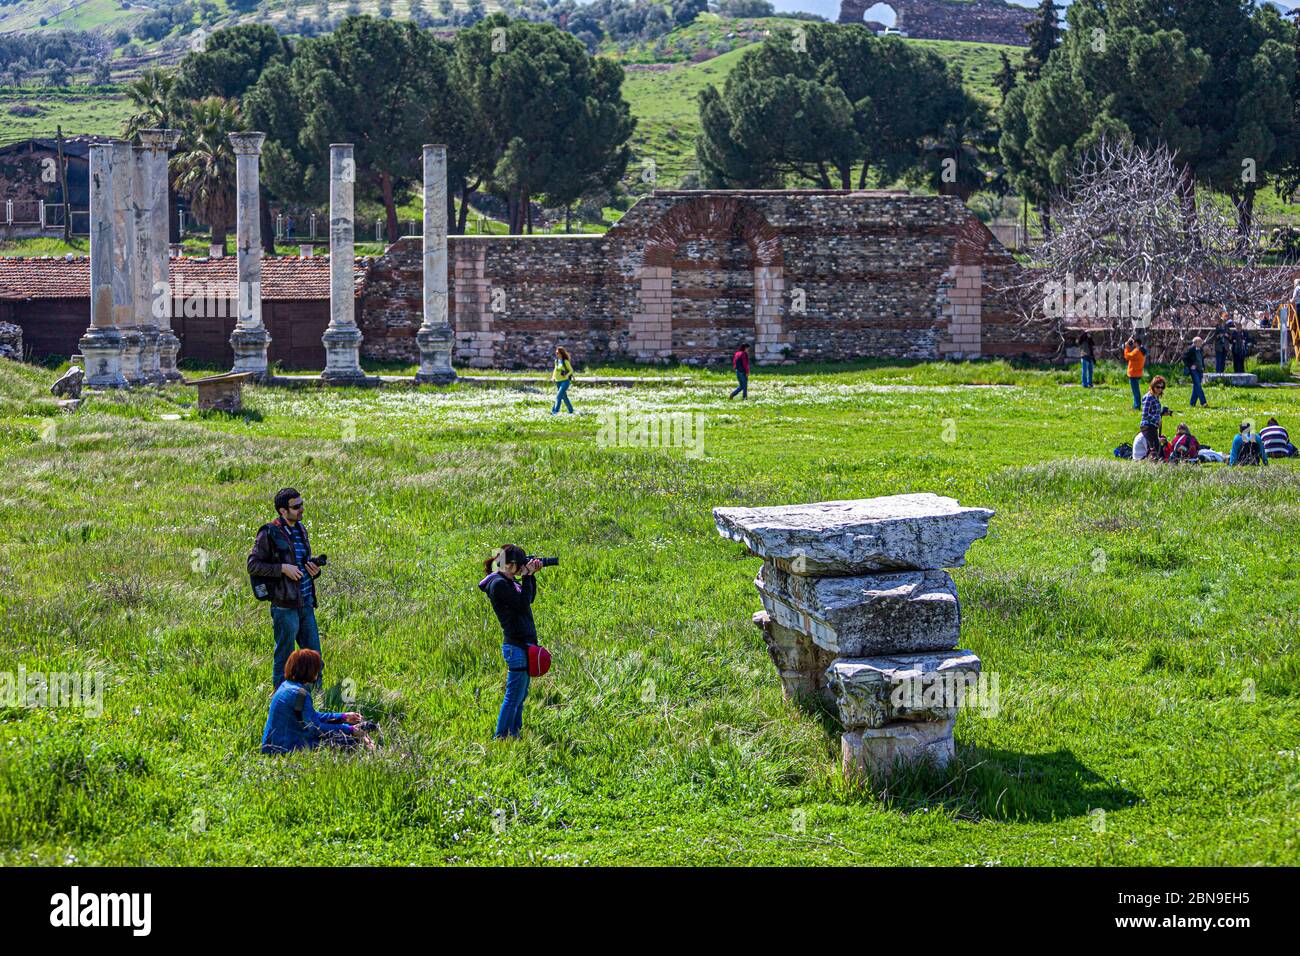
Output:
top-left (228, 132), bottom-right (270, 378)
top-left (110, 140), bottom-right (144, 385)
top-left (79, 141), bottom-right (126, 388)
top-left (714, 494), bottom-right (995, 782)
top-left (139, 129), bottom-right (182, 381)
top-left (130, 141), bottom-right (162, 384)
top-left (415, 144), bottom-right (456, 384)
top-left (321, 144), bottom-right (366, 384)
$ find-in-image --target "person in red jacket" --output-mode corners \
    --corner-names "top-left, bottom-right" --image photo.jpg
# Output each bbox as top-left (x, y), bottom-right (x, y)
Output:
top-left (729, 343), bottom-right (752, 399)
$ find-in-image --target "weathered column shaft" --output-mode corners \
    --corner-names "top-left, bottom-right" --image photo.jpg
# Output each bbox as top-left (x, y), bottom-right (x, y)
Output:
top-left (140, 129), bottom-right (182, 381)
top-left (228, 132), bottom-right (270, 378)
top-left (110, 140), bottom-right (143, 384)
top-left (131, 142), bottom-right (163, 384)
top-left (80, 141), bottom-right (126, 388)
top-left (415, 143), bottom-right (455, 384)
top-left (321, 143), bottom-right (366, 383)
top-left (422, 145), bottom-right (447, 330)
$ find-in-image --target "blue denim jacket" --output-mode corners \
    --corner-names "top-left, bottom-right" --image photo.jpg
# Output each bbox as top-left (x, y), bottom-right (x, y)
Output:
top-left (260, 680), bottom-right (351, 754)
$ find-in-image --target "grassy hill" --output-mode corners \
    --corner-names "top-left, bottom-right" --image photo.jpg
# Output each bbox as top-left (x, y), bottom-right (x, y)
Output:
top-left (622, 30), bottom-right (1024, 187)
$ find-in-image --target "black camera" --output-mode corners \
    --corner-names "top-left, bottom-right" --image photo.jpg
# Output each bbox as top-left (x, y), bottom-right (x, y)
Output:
top-left (356, 719), bottom-right (378, 732)
top-left (309, 554), bottom-right (327, 566)
top-left (528, 556), bottom-right (559, 568)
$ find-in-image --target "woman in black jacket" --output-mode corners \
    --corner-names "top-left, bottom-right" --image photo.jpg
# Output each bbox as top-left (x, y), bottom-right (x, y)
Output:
top-left (479, 544), bottom-right (542, 739)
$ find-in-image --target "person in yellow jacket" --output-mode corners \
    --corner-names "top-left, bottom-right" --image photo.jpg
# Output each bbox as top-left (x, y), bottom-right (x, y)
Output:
top-left (551, 346), bottom-right (574, 414)
top-left (1123, 336), bottom-right (1146, 409)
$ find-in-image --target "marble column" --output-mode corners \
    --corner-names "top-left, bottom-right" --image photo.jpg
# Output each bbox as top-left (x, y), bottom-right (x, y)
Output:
top-left (321, 143), bottom-right (366, 384)
top-left (110, 140), bottom-right (144, 385)
top-left (130, 141), bottom-right (163, 384)
top-left (227, 132), bottom-right (270, 378)
top-left (79, 141), bottom-right (127, 388)
top-left (415, 144), bottom-right (456, 384)
top-left (139, 129), bottom-right (183, 381)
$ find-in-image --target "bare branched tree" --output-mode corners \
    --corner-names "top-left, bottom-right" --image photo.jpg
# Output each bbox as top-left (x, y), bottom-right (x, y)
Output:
top-left (998, 138), bottom-right (1295, 348)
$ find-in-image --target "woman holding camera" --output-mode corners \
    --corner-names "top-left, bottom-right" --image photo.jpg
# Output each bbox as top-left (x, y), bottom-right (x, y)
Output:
top-left (479, 545), bottom-right (543, 739)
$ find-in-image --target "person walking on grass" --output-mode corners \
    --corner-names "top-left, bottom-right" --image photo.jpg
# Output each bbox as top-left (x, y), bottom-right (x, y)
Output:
top-left (248, 488), bottom-right (325, 690)
top-left (730, 343), bottom-right (752, 399)
top-left (480, 545), bottom-right (547, 740)
top-left (1184, 336), bottom-right (1207, 408)
top-left (1078, 330), bottom-right (1095, 388)
top-left (551, 346), bottom-right (574, 414)
top-left (1139, 375), bottom-right (1170, 461)
top-left (1124, 336), bottom-right (1146, 409)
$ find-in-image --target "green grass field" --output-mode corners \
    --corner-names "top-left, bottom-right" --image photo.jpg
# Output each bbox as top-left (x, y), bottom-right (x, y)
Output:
top-left (0, 356), bottom-right (1296, 865)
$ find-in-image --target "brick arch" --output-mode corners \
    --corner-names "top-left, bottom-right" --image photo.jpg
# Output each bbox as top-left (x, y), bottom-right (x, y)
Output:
top-left (632, 196), bottom-right (788, 364)
top-left (641, 196), bottom-right (784, 270)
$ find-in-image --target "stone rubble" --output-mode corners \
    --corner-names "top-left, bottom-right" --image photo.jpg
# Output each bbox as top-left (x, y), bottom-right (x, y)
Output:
top-left (715, 493), bottom-right (994, 781)
top-left (50, 365), bottom-right (84, 399)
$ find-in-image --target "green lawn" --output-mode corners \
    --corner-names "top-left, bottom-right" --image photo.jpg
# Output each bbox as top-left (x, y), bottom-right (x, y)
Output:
top-left (0, 356), bottom-right (1296, 865)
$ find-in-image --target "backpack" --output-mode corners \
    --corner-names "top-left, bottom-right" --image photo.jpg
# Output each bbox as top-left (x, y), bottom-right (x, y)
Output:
top-left (249, 522), bottom-right (288, 601)
top-left (1238, 436), bottom-right (1262, 465)
top-left (1113, 443), bottom-right (1132, 459)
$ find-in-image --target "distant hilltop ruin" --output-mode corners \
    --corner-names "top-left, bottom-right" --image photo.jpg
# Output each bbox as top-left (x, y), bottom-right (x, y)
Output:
top-left (839, 0), bottom-right (1036, 47)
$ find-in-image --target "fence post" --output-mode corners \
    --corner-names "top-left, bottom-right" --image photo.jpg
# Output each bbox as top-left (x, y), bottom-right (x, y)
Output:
top-left (5, 199), bottom-right (11, 224)
top-left (38, 200), bottom-right (45, 229)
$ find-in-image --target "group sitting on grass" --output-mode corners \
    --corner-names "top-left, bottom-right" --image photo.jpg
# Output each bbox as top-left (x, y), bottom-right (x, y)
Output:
top-left (1127, 416), bottom-right (1294, 465)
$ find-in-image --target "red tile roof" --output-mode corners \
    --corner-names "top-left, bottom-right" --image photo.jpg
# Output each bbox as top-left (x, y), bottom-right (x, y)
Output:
top-left (0, 255), bottom-right (370, 301)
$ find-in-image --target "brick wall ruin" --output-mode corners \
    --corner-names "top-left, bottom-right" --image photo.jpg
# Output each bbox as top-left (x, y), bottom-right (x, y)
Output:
top-left (838, 0), bottom-right (1035, 47)
top-left (359, 189), bottom-right (1035, 369)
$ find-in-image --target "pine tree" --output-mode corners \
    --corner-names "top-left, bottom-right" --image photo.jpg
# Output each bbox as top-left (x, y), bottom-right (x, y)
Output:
top-left (992, 50), bottom-right (1017, 104)
top-left (1022, 0), bottom-right (1060, 81)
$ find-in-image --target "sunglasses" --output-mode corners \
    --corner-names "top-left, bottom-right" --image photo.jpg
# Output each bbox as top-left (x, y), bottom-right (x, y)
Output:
top-left (287, 502), bottom-right (304, 511)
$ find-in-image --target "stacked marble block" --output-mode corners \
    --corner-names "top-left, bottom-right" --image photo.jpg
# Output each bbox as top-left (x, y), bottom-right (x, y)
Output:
top-left (713, 493), bottom-right (994, 779)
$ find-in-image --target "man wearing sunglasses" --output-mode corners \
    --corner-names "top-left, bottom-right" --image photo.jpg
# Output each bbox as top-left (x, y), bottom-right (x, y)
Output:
top-left (248, 487), bottom-right (324, 689)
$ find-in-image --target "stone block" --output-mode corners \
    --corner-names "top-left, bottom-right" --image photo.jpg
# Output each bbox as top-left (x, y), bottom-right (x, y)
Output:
top-left (1203, 373), bottom-right (1258, 387)
top-left (756, 561), bottom-right (959, 655)
top-left (841, 719), bottom-right (955, 778)
top-left (752, 610), bottom-right (836, 702)
top-left (714, 494), bottom-right (994, 574)
top-left (824, 650), bottom-right (981, 728)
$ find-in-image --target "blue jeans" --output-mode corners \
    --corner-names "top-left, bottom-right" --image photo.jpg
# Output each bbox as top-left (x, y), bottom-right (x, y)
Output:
top-left (271, 603), bottom-right (321, 689)
top-left (494, 643), bottom-right (530, 738)
top-left (730, 370), bottom-right (748, 399)
top-left (1080, 358), bottom-right (1094, 388)
top-left (1129, 376), bottom-right (1142, 409)
top-left (552, 379), bottom-right (573, 414)
top-left (1190, 369), bottom-right (1206, 406)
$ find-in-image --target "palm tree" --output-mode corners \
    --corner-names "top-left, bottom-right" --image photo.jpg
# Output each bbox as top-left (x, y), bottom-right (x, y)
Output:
top-left (921, 111), bottom-right (996, 203)
top-left (171, 97), bottom-right (246, 252)
top-left (125, 69), bottom-right (186, 242)
top-left (124, 68), bottom-right (180, 138)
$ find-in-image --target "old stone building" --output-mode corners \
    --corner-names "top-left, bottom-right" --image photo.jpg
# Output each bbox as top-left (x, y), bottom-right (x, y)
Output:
top-left (4, 188), bottom-right (1051, 369)
top-left (838, 0), bottom-right (1036, 47)
top-left (361, 188), bottom-right (1035, 369)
